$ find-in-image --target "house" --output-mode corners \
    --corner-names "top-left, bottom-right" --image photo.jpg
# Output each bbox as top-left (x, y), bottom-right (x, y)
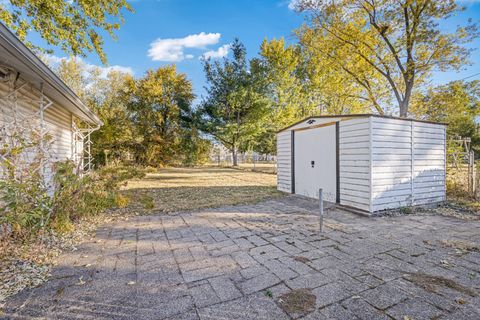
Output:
top-left (277, 114), bottom-right (446, 214)
top-left (0, 22), bottom-right (102, 185)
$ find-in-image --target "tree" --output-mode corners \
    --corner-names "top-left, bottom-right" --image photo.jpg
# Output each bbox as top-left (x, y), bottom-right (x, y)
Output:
top-left (294, 0), bottom-right (478, 116)
top-left (54, 60), bottom-right (209, 166)
top-left (126, 66), bottom-right (198, 166)
top-left (253, 37), bottom-right (373, 154)
top-left (55, 57), bottom-right (89, 100)
top-left (89, 70), bottom-right (135, 165)
top-left (298, 29), bottom-right (390, 114)
top-left (197, 39), bottom-right (269, 166)
top-left (411, 80), bottom-right (480, 152)
top-left (0, 0), bottom-right (132, 63)
top-left (259, 38), bottom-right (309, 122)
top-left (53, 57), bottom-right (136, 165)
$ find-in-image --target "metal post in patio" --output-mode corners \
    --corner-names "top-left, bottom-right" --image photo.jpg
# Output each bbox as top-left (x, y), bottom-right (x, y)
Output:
top-left (319, 188), bottom-right (323, 233)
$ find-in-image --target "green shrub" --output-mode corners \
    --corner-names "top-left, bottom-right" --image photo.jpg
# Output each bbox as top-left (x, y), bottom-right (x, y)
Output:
top-left (0, 171), bottom-right (52, 235)
top-left (0, 131), bottom-right (53, 236)
top-left (50, 161), bottom-right (145, 232)
top-left (399, 206), bottom-right (413, 215)
top-left (1, 158), bottom-right (146, 237)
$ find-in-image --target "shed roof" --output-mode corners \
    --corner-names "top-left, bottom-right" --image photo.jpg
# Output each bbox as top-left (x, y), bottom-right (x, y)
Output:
top-left (277, 114), bottom-right (447, 133)
top-left (0, 23), bottom-right (102, 126)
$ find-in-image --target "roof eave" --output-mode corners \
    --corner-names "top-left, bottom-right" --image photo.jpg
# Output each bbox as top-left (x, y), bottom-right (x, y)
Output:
top-left (277, 114), bottom-right (447, 133)
top-left (0, 23), bottom-right (102, 126)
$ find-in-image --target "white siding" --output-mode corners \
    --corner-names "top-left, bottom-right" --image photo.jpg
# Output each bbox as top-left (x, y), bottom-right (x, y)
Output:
top-left (339, 117), bottom-right (371, 211)
top-left (277, 130), bottom-right (292, 193)
top-left (0, 80), bottom-right (76, 186)
top-left (278, 115), bottom-right (446, 213)
top-left (412, 122), bottom-right (447, 205)
top-left (371, 117), bottom-right (446, 211)
top-left (45, 105), bottom-right (74, 161)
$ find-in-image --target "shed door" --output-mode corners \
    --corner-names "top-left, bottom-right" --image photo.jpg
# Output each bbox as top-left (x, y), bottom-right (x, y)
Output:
top-left (294, 124), bottom-right (337, 202)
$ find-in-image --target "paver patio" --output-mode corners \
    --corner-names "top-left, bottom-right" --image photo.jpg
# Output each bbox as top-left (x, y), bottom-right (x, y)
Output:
top-left (3, 195), bottom-right (480, 319)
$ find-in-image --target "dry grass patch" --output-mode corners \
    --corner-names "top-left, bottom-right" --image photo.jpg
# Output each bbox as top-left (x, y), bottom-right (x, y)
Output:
top-left (439, 239), bottom-right (480, 254)
top-left (404, 272), bottom-right (477, 297)
top-left (278, 288), bottom-right (316, 315)
top-left (121, 167), bottom-right (280, 213)
top-left (293, 256), bottom-right (310, 263)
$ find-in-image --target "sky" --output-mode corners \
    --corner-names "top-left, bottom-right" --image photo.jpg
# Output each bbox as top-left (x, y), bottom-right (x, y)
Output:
top-left (27, 0), bottom-right (480, 105)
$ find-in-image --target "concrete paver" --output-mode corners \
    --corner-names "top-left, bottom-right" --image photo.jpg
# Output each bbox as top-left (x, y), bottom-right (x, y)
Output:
top-left (3, 195), bottom-right (480, 319)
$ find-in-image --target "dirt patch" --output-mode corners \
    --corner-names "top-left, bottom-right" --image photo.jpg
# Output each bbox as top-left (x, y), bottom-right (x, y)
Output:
top-left (404, 272), bottom-right (477, 297)
top-left (293, 256), bottom-right (310, 263)
top-left (278, 288), bottom-right (316, 315)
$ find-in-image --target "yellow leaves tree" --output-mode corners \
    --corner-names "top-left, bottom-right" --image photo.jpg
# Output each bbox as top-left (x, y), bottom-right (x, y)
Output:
top-left (126, 65), bottom-right (198, 166)
top-left (1, 0), bottom-right (132, 63)
top-left (259, 38), bottom-right (307, 123)
top-left (53, 57), bottom-right (135, 164)
top-left (298, 28), bottom-right (380, 114)
top-left (294, 0), bottom-right (478, 116)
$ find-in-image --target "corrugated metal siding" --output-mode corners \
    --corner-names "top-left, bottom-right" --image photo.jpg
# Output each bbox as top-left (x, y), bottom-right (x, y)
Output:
top-left (412, 122), bottom-right (447, 205)
top-left (371, 117), bottom-right (412, 211)
top-left (339, 118), bottom-right (371, 211)
top-left (276, 130), bottom-right (292, 193)
top-left (371, 117), bottom-right (446, 211)
top-left (279, 115), bottom-right (446, 213)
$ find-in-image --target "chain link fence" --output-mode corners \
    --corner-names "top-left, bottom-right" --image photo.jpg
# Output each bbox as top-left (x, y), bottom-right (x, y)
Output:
top-left (447, 137), bottom-right (477, 198)
top-left (209, 147), bottom-right (277, 174)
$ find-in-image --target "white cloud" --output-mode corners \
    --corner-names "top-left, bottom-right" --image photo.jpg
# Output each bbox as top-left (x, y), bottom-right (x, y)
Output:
top-left (148, 32), bottom-right (221, 62)
top-left (42, 54), bottom-right (134, 78)
top-left (202, 44), bottom-right (230, 60)
top-left (0, 0), bottom-right (11, 8)
top-left (98, 65), bottom-right (134, 77)
top-left (287, 0), bottom-right (300, 10)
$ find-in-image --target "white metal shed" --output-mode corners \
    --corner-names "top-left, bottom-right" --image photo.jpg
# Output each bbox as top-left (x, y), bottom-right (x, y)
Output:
top-left (277, 114), bottom-right (447, 214)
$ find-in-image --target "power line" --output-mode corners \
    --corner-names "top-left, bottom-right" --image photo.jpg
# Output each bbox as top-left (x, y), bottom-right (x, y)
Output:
top-left (456, 72), bottom-right (480, 81)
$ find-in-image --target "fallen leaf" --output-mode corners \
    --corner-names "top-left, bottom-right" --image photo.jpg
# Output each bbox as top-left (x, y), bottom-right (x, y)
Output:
top-left (440, 260), bottom-right (451, 268)
top-left (76, 276), bottom-right (85, 286)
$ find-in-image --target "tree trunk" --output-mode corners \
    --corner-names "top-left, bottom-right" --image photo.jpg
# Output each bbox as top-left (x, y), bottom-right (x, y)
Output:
top-left (232, 148), bottom-right (238, 166)
top-left (399, 93), bottom-right (411, 117)
top-left (399, 74), bottom-right (415, 118)
top-left (399, 101), bottom-right (408, 118)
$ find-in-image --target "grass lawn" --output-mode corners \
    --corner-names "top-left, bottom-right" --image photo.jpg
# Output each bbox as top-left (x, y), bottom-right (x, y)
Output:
top-left (120, 167), bottom-right (280, 213)
top-left (236, 163), bottom-right (277, 174)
